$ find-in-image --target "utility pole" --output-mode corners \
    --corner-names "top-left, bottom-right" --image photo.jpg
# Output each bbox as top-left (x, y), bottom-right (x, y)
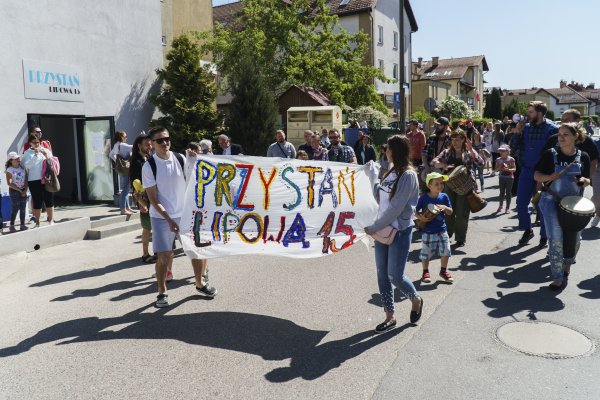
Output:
top-left (399, 0), bottom-right (406, 132)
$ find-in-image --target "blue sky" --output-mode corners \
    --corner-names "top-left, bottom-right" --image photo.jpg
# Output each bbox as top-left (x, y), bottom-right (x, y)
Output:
top-left (212, 0), bottom-right (599, 90)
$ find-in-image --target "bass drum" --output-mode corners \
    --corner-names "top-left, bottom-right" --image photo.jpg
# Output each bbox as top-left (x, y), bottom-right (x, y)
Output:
top-left (557, 196), bottom-right (595, 259)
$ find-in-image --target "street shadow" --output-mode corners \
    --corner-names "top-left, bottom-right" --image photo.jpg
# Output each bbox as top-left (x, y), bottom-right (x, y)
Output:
top-left (0, 300), bottom-right (403, 381)
top-left (51, 276), bottom-right (195, 302)
top-left (455, 243), bottom-right (541, 271)
top-left (470, 211), bottom-right (502, 221)
top-left (578, 275), bottom-right (600, 299)
top-left (368, 290), bottom-right (406, 307)
top-left (482, 287), bottom-right (565, 318)
top-left (493, 259), bottom-right (549, 289)
top-left (30, 257), bottom-right (145, 287)
top-left (413, 280), bottom-right (453, 291)
top-left (581, 228), bottom-right (600, 241)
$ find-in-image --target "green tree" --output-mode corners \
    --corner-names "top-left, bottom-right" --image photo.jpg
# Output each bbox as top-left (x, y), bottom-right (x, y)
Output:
top-left (227, 55), bottom-right (279, 156)
top-left (438, 95), bottom-right (469, 120)
top-left (200, 0), bottom-right (388, 113)
top-left (483, 88), bottom-right (502, 120)
top-left (545, 110), bottom-right (555, 121)
top-left (502, 99), bottom-right (528, 120)
top-left (151, 34), bottom-right (219, 151)
top-left (408, 107), bottom-right (431, 123)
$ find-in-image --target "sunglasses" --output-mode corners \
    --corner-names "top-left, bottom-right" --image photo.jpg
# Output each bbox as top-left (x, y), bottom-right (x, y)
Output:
top-left (152, 137), bottom-right (171, 145)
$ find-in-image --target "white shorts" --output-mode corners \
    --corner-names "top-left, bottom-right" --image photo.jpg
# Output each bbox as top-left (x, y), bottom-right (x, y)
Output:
top-left (151, 217), bottom-right (180, 253)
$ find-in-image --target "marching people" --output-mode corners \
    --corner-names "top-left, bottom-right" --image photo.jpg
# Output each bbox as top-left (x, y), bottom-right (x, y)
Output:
top-left (494, 145), bottom-right (516, 213)
top-left (142, 127), bottom-right (216, 308)
top-left (364, 135), bottom-right (423, 332)
top-left (509, 121), bottom-right (524, 197)
top-left (129, 133), bottom-right (157, 264)
top-left (534, 122), bottom-right (591, 290)
top-left (355, 134), bottom-right (377, 165)
top-left (352, 130), bottom-right (366, 159)
top-left (267, 130), bottom-right (296, 159)
top-left (109, 130), bottom-right (135, 215)
top-left (470, 128), bottom-right (486, 191)
top-left (328, 129), bottom-right (357, 163)
top-left (421, 117), bottom-right (452, 176)
top-left (21, 134), bottom-right (54, 228)
top-left (378, 144), bottom-right (389, 179)
top-left (5, 152), bottom-right (29, 232)
top-left (215, 134), bottom-right (244, 155)
top-left (482, 122), bottom-right (494, 173)
top-left (489, 122), bottom-right (505, 177)
top-left (416, 172), bottom-right (454, 284)
top-left (432, 129), bottom-right (484, 247)
top-left (515, 101), bottom-right (558, 247)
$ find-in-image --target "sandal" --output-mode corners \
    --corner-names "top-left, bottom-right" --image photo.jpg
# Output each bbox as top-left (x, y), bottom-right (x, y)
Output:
top-left (375, 319), bottom-right (397, 333)
top-left (142, 254), bottom-right (157, 263)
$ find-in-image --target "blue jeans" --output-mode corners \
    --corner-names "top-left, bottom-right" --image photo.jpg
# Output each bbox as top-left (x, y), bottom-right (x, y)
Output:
top-left (118, 174), bottom-right (130, 209)
top-left (516, 167), bottom-right (546, 238)
top-left (9, 189), bottom-right (28, 226)
top-left (374, 226), bottom-right (420, 313)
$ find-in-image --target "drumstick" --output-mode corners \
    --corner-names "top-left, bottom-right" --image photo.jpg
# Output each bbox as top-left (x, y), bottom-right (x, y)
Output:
top-left (543, 160), bottom-right (577, 184)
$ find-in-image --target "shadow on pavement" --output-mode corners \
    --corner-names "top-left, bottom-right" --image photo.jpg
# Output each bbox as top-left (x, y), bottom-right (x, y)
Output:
top-left (0, 299), bottom-right (402, 381)
top-left (368, 290), bottom-right (406, 307)
top-left (482, 287), bottom-right (565, 318)
top-left (456, 244), bottom-right (542, 271)
top-left (578, 275), bottom-right (600, 299)
top-left (30, 257), bottom-right (145, 288)
top-left (493, 259), bottom-right (549, 289)
top-left (581, 228), bottom-right (600, 241)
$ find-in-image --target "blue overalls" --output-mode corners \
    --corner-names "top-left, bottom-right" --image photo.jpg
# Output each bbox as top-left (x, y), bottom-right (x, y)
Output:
top-left (516, 119), bottom-right (558, 237)
top-left (538, 148), bottom-right (583, 281)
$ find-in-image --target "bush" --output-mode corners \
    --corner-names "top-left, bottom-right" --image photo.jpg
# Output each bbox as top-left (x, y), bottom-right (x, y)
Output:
top-left (438, 95), bottom-right (469, 120)
top-left (354, 105), bottom-right (389, 129)
top-left (409, 108), bottom-right (431, 123)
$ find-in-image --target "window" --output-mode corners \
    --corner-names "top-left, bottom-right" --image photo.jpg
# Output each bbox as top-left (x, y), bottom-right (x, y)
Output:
top-left (339, 0), bottom-right (350, 6)
top-left (161, 35), bottom-right (167, 46)
top-left (377, 26), bottom-right (383, 45)
top-left (393, 31), bottom-right (398, 50)
top-left (378, 59), bottom-right (384, 73)
top-left (393, 64), bottom-right (398, 79)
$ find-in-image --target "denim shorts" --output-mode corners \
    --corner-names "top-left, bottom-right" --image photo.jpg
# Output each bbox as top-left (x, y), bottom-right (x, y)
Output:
top-left (420, 231), bottom-right (452, 260)
top-left (151, 217), bottom-right (180, 253)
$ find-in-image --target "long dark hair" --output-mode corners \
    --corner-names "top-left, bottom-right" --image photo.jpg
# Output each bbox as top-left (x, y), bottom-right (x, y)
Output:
top-left (384, 135), bottom-right (412, 199)
top-left (130, 133), bottom-right (150, 164)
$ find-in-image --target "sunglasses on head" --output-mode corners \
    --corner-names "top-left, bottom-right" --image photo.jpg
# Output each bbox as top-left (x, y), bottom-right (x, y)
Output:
top-left (152, 137), bottom-right (171, 144)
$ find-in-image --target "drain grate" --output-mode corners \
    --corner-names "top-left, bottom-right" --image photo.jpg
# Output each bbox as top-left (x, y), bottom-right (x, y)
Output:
top-left (495, 321), bottom-right (595, 359)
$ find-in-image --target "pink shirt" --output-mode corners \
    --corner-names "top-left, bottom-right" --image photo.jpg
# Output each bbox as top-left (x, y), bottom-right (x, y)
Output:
top-left (495, 156), bottom-right (516, 178)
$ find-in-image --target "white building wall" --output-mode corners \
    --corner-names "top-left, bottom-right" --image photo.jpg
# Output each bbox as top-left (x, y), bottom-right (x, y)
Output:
top-left (0, 0), bottom-right (163, 191)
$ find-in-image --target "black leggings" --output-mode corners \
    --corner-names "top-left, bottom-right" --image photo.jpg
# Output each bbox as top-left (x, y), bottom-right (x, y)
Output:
top-left (28, 180), bottom-right (54, 209)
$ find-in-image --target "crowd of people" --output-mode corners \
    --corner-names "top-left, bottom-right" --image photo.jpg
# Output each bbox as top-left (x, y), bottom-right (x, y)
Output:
top-left (2, 102), bottom-right (598, 335)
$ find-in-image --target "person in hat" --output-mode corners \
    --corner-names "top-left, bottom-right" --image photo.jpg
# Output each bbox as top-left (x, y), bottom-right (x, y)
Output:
top-left (421, 117), bottom-right (452, 177)
top-left (406, 119), bottom-right (426, 167)
top-left (494, 144), bottom-right (516, 213)
top-left (355, 133), bottom-right (376, 165)
top-left (416, 172), bottom-right (454, 284)
top-left (5, 152), bottom-right (29, 232)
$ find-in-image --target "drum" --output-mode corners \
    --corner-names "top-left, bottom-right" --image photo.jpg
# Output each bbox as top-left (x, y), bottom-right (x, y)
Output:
top-left (466, 192), bottom-right (487, 213)
top-left (416, 203), bottom-right (441, 230)
top-left (557, 196), bottom-right (595, 259)
top-left (445, 166), bottom-right (474, 196)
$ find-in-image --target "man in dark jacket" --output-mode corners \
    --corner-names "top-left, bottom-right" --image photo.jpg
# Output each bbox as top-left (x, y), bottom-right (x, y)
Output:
top-left (215, 134), bottom-right (244, 155)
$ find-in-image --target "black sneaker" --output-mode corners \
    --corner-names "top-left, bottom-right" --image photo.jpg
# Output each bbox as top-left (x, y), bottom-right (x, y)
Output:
top-left (196, 284), bottom-right (217, 298)
top-left (519, 230), bottom-right (534, 245)
top-left (538, 237), bottom-right (548, 248)
top-left (155, 293), bottom-right (169, 308)
top-left (375, 319), bottom-right (396, 333)
top-left (454, 241), bottom-right (465, 248)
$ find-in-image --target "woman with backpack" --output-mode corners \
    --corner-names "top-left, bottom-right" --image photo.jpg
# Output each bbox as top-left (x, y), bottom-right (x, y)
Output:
top-left (110, 130), bottom-right (134, 215)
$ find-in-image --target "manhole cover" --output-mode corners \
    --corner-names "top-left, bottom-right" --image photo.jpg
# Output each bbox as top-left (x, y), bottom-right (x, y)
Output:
top-left (496, 321), bottom-right (594, 359)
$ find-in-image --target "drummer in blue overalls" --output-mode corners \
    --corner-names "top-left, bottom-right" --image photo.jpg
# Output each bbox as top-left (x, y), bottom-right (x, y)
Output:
top-left (534, 122), bottom-right (591, 290)
top-left (515, 101), bottom-right (558, 247)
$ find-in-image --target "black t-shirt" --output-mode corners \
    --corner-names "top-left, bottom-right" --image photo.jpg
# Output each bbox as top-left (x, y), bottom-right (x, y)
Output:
top-left (542, 134), bottom-right (599, 162)
top-left (535, 148), bottom-right (591, 178)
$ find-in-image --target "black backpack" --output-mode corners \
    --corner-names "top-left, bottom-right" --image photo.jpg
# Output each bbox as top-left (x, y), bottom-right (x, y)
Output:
top-left (147, 152), bottom-right (185, 181)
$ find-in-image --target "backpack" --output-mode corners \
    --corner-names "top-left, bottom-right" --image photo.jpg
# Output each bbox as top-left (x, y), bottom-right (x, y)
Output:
top-left (147, 152), bottom-right (185, 181)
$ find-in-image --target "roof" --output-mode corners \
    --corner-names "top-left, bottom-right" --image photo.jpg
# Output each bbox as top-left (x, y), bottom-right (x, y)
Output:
top-left (545, 87), bottom-right (590, 104)
top-left (287, 105), bottom-right (341, 111)
top-left (213, 0), bottom-right (418, 32)
top-left (278, 85), bottom-right (332, 106)
top-left (580, 89), bottom-right (600, 102)
top-left (412, 55), bottom-right (489, 82)
top-left (502, 88), bottom-right (550, 96)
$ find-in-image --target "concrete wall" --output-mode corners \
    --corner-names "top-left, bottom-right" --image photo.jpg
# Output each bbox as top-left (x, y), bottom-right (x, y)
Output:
top-left (0, 0), bottom-right (163, 192)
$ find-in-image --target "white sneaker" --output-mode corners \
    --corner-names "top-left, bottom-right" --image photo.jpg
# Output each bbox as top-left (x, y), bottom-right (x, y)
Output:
top-left (591, 215), bottom-right (600, 228)
top-left (155, 293), bottom-right (169, 308)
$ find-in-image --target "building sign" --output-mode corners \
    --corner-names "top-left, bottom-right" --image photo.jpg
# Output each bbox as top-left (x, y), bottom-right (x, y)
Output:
top-left (22, 59), bottom-right (83, 102)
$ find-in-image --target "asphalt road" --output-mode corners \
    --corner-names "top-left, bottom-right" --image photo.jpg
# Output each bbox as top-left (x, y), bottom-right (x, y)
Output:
top-left (1, 176), bottom-right (599, 399)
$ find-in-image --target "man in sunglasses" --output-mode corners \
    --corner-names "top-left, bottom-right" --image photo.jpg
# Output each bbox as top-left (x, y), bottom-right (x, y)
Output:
top-left (142, 127), bottom-right (217, 308)
top-left (22, 126), bottom-right (53, 153)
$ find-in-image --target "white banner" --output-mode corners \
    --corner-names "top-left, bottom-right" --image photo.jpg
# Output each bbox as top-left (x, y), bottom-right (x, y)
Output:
top-left (180, 155), bottom-right (378, 259)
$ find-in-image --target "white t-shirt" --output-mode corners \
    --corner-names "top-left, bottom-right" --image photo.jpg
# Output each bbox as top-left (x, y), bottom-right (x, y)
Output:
top-left (377, 171), bottom-right (399, 229)
top-left (141, 152), bottom-right (187, 219)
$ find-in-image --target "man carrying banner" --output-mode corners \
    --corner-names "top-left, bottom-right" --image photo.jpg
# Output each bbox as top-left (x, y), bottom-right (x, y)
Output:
top-left (267, 130), bottom-right (296, 159)
top-left (142, 126), bottom-right (217, 308)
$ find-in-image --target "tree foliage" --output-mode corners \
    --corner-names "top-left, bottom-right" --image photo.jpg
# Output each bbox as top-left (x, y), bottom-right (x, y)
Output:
top-left (200, 0), bottom-right (388, 112)
top-left (438, 95), bottom-right (469, 120)
top-left (483, 88), bottom-right (502, 120)
top-left (409, 107), bottom-right (432, 123)
top-left (502, 99), bottom-right (528, 120)
top-left (151, 34), bottom-right (219, 151)
top-left (227, 55), bottom-right (279, 156)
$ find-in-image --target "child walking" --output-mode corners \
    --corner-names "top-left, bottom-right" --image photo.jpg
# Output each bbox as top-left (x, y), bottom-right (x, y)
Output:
top-left (494, 144), bottom-right (516, 213)
top-left (5, 152), bottom-right (29, 233)
top-left (416, 172), bottom-right (454, 284)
